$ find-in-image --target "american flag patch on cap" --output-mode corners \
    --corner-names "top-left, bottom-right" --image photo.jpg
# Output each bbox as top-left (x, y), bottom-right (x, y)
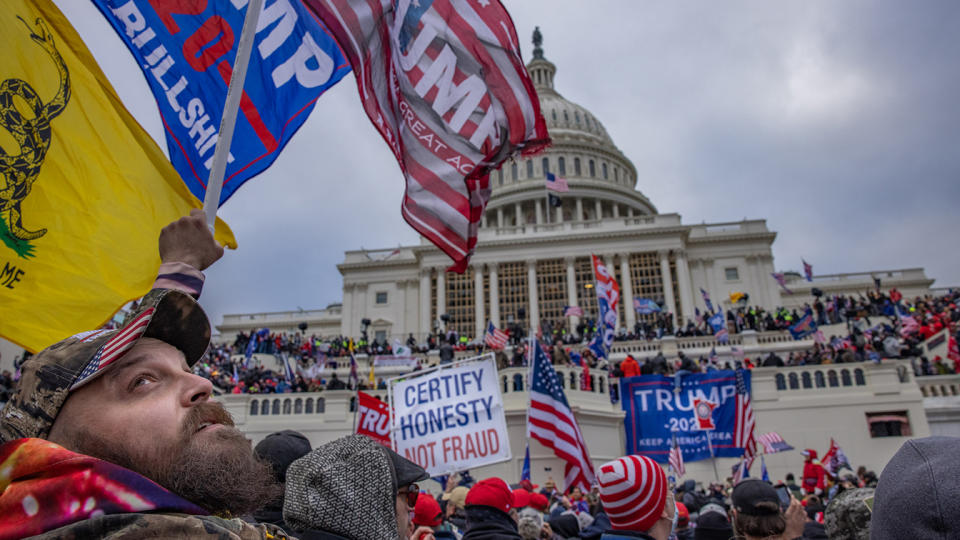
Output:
top-left (70, 308), bottom-right (156, 390)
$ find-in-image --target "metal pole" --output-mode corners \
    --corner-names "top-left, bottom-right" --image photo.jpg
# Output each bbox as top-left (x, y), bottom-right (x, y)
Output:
top-left (202, 0), bottom-right (264, 230)
top-left (706, 430), bottom-right (720, 483)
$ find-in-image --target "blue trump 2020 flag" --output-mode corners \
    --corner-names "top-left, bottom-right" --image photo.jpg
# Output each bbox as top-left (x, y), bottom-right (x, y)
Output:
top-left (789, 310), bottom-right (818, 340)
top-left (620, 370), bottom-right (752, 463)
top-left (93, 0), bottom-right (350, 204)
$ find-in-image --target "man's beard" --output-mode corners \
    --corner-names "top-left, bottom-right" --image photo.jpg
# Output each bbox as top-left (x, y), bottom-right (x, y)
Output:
top-left (70, 401), bottom-right (281, 516)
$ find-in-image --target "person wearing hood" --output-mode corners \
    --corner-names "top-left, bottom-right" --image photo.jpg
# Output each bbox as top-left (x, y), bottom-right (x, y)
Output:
top-left (801, 449), bottom-right (826, 495)
top-left (596, 455), bottom-right (677, 540)
top-left (282, 434), bottom-right (430, 540)
top-left (546, 513), bottom-right (580, 539)
top-left (870, 436), bottom-right (960, 540)
top-left (461, 477), bottom-right (522, 540)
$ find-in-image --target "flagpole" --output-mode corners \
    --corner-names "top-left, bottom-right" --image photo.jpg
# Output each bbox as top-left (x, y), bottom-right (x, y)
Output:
top-left (706, 429), bottom-right (720, 483)
top-left (202, 0), bottom-right (264, 230)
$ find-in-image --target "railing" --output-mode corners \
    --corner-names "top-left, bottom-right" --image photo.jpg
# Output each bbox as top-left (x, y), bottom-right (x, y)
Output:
top-left (497, 366), bottom-right (611, 397)
top-left (917, 374), bottom-right (960, 398)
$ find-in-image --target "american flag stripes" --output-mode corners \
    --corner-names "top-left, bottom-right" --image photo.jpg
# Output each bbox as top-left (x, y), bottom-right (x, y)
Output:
top-left (545, 172), bottom-right (569, 192)
top-left (302, 0), bottom-right (550, 271)
top-left (757, 432), bottom-right (794, 454)
top-left (771, 272), bottom-right (793, 295)
top-left (70, 308), bottom-right (156, 390)
top-left (563, 305), bottom-right (583, 318)
top-left (528, 340), bottom-right (596, 493)
top-left (733, 368), bottom-right (757, 466)
top-left (668, 435), bottom-right (685, 477)
top-left (484, 321), bottom-right (509, 349)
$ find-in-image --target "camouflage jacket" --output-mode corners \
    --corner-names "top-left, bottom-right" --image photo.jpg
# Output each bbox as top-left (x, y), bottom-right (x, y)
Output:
top-left (28, 513), bottom-right (294, 539)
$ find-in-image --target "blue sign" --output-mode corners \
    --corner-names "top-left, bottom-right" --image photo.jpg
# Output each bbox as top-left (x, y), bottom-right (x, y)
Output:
top-left (621, 370), bottom-right (751, 463)
top-left (93, 0), bottom-right (350, 204)
top-left (789, 310), bottom-right (818, 340)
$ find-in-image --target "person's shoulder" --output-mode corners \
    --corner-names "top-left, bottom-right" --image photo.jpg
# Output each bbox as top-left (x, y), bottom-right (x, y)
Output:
top-left (28, 512), bottom-right (294, 540)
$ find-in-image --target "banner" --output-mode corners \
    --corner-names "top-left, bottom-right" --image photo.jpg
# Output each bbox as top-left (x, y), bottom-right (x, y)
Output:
top-left (788, 311), bottom-right (818, 340)
top-left (390, 355), bottom-right (510, 475)
top-left (0, 0), bottom-right (235, 352)
top-left (92, 0), bottom-right (350, 204)
top-left (356, 390), bottom-right (391, 447)
top-left (592, 254), bottom-right (619, 352)
top-left (621, 370), bottom-right (751, 463)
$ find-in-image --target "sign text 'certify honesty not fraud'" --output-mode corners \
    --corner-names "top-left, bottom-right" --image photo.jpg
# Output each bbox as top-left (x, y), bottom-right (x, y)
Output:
top-left (390, 355), bottom-right (510, 476)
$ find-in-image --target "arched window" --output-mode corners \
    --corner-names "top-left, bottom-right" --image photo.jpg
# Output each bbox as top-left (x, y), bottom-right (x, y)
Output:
top-left (614, 168), bottom-right (619, 182)
top-left (802, 372), bottom-right (812, 389)
top-left (815, 371), bottom-right (826, 388)
top-left (574, 157), bottom-right (581, 176)
top-left (250, 400), bottom-right (258, 415)
top-left (294, 398), bottom-right (303, 414)
top-left (589, 160), bottom-right (596, 177)
top-left (282, 399), bottom-right (292, 415)
top-left (599, 377), bottom-right (605, 394)
top-left (854, 369), bottom-right (866, 386)
top-left (511, 162), bottom-right (518, 181)
top-left (261, 400), bottom-right (270, 415)
top-left (305, 398), bottom-right (314, 414)
top-left (575, 111), bottom-right (581, 124)
top-left (788, 373), bottom-right (799, 390)
top-left (502, 375), bottom-right (509, 393)
top-left (775, 373), bottom-right (786, 390)
top-left (828, 370), bottom-right (839, 387)
top-left (551, 109), bottom-right (556, 122)
top-left (569, 372), bottom-right (577, 389)
top-left (271, 400), bottom-right (280, 415)
top-left (558, 157), bottom-right (566, 176)
top-left (316, 397), bottom-right (325, 413)
top-left (563, 110), bottom-right (569, 123)
top-left (526, 160), bottom-right (534, 178)
top-left (602, 163), bottom-right (608, 179)
top-left (841, 369), bottom-right (852, 387)
top-left (542, 158), bottom-right (549, 176)
top-left (513, 373), bottom-right (524, 391)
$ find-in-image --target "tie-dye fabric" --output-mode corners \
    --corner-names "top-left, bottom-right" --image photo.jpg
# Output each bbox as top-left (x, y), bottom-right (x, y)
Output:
top-left (0, 438), bottom-right (206, 539)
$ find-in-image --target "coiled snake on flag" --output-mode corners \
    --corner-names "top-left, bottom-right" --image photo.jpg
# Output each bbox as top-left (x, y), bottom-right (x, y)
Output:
top-left (0, 17), bottom-right (71, 243)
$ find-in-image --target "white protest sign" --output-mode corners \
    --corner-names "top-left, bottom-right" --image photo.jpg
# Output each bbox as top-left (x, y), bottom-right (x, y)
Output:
top-left (389, 355), bottom-right (510, 476)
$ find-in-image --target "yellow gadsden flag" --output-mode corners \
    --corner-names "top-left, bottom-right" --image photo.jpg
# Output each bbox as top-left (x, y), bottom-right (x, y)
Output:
top-left (0, 0), bottom-right (236, 352)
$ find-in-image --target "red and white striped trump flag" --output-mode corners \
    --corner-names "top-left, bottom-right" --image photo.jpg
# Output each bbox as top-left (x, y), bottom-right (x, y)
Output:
top-left (303, 0), bottom-right (550, 271)
top-left (528, 339), bottom-right (596, 492)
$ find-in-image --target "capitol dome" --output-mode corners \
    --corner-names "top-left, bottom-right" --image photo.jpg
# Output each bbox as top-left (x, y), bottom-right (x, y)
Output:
top-left (483, 29), bottom-right (657, 229)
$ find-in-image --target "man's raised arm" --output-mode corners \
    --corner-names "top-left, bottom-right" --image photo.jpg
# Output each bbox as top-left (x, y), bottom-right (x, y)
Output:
top-left (152, 208), bottom-right (225, 299)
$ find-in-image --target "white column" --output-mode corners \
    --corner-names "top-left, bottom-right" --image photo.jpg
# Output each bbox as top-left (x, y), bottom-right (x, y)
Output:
top-left (575, 198), bottom-right (583, 222)
top-left (497, 208), bottom-right (504, 228)
top-left (613, 204), bottom-right (620, 218)
top-left (555, 205), bottom-right (562, 223)
top-left (474, 265), bottom-right (485, 339)
top-left (594, 199), bottom-right (602, 220)
top-left (620, 256), bottom-right (635, 330)
top-left (419, 270), bottom-right (431, 336)
top-left (436, 269), bottom-right (446, 329)
top-left (490, 264), bottom-right (500, 326)
top-left (481, 214), bottom-right (487, 228)
top-left (565, 257), bottom-right (579, 332)
top-left (627, 207), bottom-right (635, 217)
top-left (397, 281), bottom-right (407, 334)
top-left (355, 285), bottom-right (368, 336)
top-left (659, 250), bottom-right (677, 327)
top-left (341, 284), bottom-right (354, 337)
top-left (527, 260), bottom-right (539, 331)
top-left (675, 250), bottom-right (695, 325)
top-left (535, 200), bottom-right (543, 225)
top-left (514, 203), bottom-right (522, 226)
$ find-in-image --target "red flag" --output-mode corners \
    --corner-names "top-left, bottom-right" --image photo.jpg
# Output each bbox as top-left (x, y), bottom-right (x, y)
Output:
top-left (302, 0), bottom-right (550, 271)
top-left (356, 390), bottom-right (392, 447)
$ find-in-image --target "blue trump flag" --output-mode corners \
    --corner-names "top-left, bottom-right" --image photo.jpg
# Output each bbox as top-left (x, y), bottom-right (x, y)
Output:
top-left (521, 444), bottom-right (531, 482)
top-left (93, 0), bottom-right (350, 204)
top-left (789, 310), bottom-right (818, 340)
top-left (620, 370), bottom-right (751, 463)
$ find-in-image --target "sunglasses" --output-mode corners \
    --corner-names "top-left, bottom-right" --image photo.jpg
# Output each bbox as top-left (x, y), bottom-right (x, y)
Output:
top-left (399, 483), bottom-right (420, 507)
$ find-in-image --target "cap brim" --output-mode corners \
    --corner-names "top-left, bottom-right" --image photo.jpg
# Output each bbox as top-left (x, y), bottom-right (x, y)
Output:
top-left (383, 445), bottom-right (429, 486)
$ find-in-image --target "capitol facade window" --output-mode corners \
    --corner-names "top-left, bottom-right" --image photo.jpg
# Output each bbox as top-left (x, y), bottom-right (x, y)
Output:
top-left (602, 162), bottom-right (608, 179)
top-left (445, 268), bottom-right (475, 337)
top-left (725, 267), bottom-right (740, 281)
top-left (589, 159), bottom-right (596, 177)
top-left (498, 262), bottom-right (528, 326)
top-left (629, 253), bottom-right (667, 325)
top-left (537, 259), bottom-right (567, 328)
top-left (375, 291), bottom-right (388, 304)
top-left (574, 157), bottom-right (581, 175)
top-left (542, 157), bottom-right (549, 175)
top-left (558, 156), bottom-right (566, 176)
top-left (511, 162), bottom-right (518, 181)
top-left (526, 160), bottom-right (534, 178)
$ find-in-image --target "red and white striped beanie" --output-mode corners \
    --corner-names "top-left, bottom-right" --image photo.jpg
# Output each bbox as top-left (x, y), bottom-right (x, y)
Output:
top-left (597, 455), bottom-right (668, 532)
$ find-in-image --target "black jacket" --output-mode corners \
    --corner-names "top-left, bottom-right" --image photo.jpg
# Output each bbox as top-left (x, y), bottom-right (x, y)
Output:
top-left (461, 506), bottom-right (521, 540)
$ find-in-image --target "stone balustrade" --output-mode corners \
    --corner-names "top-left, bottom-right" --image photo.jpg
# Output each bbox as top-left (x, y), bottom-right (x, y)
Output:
top-left (917, 374), bottom-right (960, 398)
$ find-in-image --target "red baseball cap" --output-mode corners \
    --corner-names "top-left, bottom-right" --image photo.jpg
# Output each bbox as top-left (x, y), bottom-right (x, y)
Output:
top-left (512, 488), bottom-right (531, 509)
top-left (676, 502), bottom-right (690, 527)
top-left (529, 492), bottom-right (549, 512)
top-left (465, 477), bottom-right (514, 514)
top-left (413, 494), bottom-right (443, 527)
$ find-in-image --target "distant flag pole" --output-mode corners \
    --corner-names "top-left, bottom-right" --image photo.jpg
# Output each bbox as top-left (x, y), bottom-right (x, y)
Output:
top-left (202, 0), bottom-right (264, 230)
top-left (802, 260), bottom-right (814, 282)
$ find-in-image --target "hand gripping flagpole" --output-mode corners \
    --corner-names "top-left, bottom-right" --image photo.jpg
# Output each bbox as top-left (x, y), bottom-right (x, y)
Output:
top-left (202, 0), bottom-right (264, 230)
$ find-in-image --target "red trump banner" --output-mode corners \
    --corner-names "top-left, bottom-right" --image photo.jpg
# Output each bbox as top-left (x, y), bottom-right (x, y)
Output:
top-left (356, 390), bottom-right (392, 447)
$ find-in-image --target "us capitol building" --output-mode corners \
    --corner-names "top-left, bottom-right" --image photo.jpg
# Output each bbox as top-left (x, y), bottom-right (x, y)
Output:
top-left (208, 35), bottom-right (960, 486)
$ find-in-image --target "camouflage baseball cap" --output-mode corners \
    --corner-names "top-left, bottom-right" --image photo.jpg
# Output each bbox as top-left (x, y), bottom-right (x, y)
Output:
top-left (0, 289), bottom-right (210, 442)
top-left (824, 487), bottom-right (875, 540)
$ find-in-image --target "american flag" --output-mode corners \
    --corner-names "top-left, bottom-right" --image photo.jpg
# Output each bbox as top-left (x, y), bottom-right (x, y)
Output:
top-left (70, 308), bottom-right (155, 390)
top-left (802, 259), bottom-right (814, 282)
top-left (771, 272), bottom-right (793, 295)
top-left (563, 305), bottom-right (583, 317)
top-left (545, 172), bottom-right (569, 192)
top-left (899, 315), bottom-right (919, 337)
top-left (302, 0), bottom-right (550, 271)
top-left (484, 321), bottom-right (509, 349)
top-left (528, 340), bottom-right (596, 493)
top-left (668, 434), bottom-right (685, 477)
top-left (732, 456), bottom-right (752, 485)
top-left (733, 368), bottom-right (756, 466)
top-left (757, 432), bottom-right (794, 454)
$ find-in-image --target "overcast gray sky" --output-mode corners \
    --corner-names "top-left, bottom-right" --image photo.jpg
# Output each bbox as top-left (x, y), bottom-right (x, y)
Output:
top-left (56, 0), bottom-right (960, 333)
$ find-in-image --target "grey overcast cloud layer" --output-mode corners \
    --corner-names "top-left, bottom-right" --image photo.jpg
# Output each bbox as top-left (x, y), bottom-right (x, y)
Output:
top-left (55, 1), bottom-right (960, 334)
